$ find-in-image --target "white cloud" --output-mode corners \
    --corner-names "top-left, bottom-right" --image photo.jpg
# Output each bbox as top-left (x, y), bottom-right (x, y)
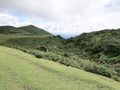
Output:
top-left (0, 13), bottom-right (18, 26)
top-left (0, 13), bottom-right (32, 26)
top-left (0, 0), bottom-right (120, 36)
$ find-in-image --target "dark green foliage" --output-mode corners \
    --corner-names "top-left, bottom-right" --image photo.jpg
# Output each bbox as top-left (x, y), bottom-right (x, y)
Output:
top-left (36, 46), bottom-right (48, 52)
top-left (65, 29), bottom-right (120, 64)
top-left (63, 52), bottom-right (69, 57)
top-left (0, 26), bottom-right (30, 35)
top-left (84, 65), bottom-right (114, 78)
top-left (35, 54), bottom-right (43, 58)
top-left (103, 44), bottom-right (120, 57)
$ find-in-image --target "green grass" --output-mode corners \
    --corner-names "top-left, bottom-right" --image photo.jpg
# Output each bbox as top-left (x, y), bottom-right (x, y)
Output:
top-left (0, 46), bottom-right (120, 90)
top-left (0, 34), bottom-right (51, 43)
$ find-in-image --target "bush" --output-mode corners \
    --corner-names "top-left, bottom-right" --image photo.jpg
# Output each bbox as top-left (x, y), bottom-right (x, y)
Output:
top-left (63, 52), bottom-right (69, 57)
top-left (36, 46), bottom-right (47, 52)
top-left (34, 53), bottom-right (43, 58)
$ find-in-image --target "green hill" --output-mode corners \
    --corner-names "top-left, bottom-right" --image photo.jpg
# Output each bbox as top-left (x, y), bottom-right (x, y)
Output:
top-left (0, 26), bottom-right (30, 35)
top-left (0, 46), bottom-right (120, 90)
top-left (64, 29), bottom-right (120, 80)
top-left (18, 25), bottom-right (51, 35)
top-left (0, 25), bottom-right (52, 35)
top-left (0, 28), bottom-right (120, 81)
top-left (65, 29), bottom-right (120, 64)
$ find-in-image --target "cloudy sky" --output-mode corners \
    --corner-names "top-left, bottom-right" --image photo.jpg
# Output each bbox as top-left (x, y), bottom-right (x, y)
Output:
top-left (0, 0), bottom-right (120, 37)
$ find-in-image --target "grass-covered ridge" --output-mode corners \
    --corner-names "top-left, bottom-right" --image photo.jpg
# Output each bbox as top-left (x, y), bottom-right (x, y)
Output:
top-left (18, 25), bottom-right (52, 35)
top-left (0, 25), bottom-right (51, 35)
top-left (0, 46), bottom-right (120, 90)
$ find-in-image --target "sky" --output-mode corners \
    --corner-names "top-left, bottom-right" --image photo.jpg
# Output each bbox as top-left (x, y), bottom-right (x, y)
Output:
top-left (0, 0), bottom-right (120, 37)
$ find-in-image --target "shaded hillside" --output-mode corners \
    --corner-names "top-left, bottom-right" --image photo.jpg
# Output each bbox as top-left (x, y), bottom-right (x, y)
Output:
top-left (0, 26), bottom-right (30, 35)
top-left (64, 29), bottom-right (120, 81)
top-left (0, 25), bottom-right (52, 36)
top-left (65, 29), bottom-right (120, 64)
top-left (18, 25), bottom-right (51, 35)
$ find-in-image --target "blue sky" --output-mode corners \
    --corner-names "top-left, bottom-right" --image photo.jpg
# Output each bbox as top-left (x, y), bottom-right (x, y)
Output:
top-left (0, 0), bottom-right (120, 37)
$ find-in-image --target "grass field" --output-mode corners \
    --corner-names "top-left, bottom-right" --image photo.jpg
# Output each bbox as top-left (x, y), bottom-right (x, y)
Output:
top-left (0, 46), bottom-right (120, 90)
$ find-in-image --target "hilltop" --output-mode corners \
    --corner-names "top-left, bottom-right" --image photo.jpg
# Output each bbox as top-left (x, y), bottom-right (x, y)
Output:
top-left (18, 25), bottom-right (52, 35)
top-left (0, 25), bottom-right (52, 35)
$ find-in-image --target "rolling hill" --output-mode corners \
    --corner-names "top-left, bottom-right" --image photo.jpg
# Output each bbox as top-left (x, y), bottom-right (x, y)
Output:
top-left (64, 29), bottom-right (120, 81)
top-left (0, 46), bottom-right (120, 90)
top-left (0, 28), bottom-right (120, 81)
top-left (0, 25), bottom-right (52, 35)
top-left (18, 25), bottom-right (52, 35)
top-left (0, 26), bottom-right (30, 35)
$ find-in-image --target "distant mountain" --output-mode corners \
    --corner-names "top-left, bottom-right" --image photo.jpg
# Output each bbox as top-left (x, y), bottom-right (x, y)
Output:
top-left (0, 26), bottom-right (30, 35)
top-left (18, 25), bottom-right (51, 35)
top-left (0, 25), bottom-right (52, 35)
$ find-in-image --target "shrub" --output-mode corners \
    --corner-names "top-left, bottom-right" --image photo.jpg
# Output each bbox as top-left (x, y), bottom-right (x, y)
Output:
top-left (36, 46), bottom-right (47, 52)
top-left (84, 64), bottom-right (116, 78)
top-left (63, 52), bottom-right (69, 57)
top-left (34, 53), bottom-right (43, 58)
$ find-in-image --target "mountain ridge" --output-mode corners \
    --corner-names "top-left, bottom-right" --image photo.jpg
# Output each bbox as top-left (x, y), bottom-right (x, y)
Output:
top-left (18, 25), bottom-right (52, 35)
top-left (0, 25), bottom-right (52, 36)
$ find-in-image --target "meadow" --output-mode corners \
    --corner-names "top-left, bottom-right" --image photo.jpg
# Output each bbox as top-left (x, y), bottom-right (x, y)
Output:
top-left (0, 46), bottom-right (120, 90)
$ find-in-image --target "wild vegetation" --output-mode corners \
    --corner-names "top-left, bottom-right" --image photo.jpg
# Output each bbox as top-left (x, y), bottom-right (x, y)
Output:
top-left (64, 29), bottom-right (120, 81)
top-left (0, 25), bottom-right (120, 81)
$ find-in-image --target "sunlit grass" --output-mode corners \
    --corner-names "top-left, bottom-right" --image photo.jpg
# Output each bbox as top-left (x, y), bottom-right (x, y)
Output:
top-left (0, 46), bottom-right (120, 90)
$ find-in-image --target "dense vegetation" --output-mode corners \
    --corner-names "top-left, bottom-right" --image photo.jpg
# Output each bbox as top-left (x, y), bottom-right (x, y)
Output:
top-left (0, 46), bottom-right (120, 90)
top-left (0, 25), bottom-right (120, 81)
top-left (64, 29), bottom-right (120, 80)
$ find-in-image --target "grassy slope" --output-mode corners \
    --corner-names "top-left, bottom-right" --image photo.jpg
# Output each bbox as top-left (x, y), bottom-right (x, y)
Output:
top-left (0, 46), bottom-right (120, 90)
